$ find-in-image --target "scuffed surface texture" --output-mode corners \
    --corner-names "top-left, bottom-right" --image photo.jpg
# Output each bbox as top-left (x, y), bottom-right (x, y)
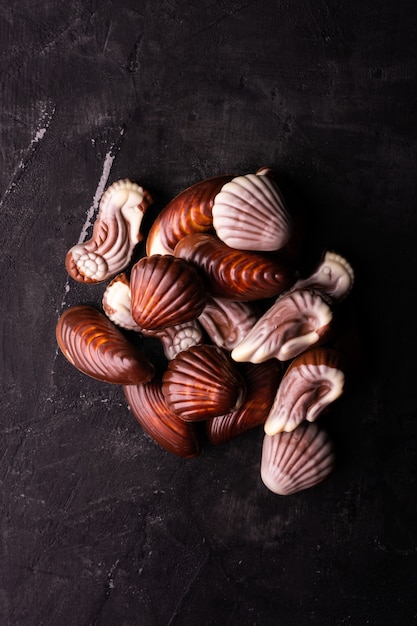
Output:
top-left (1, 0), bottom-right (417, 625)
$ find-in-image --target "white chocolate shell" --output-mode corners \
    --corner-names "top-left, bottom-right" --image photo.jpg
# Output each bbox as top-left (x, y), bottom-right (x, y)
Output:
top-left (293, 251), bottom-right (354, 301)
top-left (212, 171), bottom-right (293, 251)
top-left (198, 296), bottom-right (260, 351)
top-left (264, 348), bottom-right (346, 436)
top-left (102, 273), bottom-right (141, 331)
top-left (231, 289), bottom-right (333, 363)
top-left (260, 422), bottom-right (335, 495)
top-left (66, 179), bottom-right (153, 283)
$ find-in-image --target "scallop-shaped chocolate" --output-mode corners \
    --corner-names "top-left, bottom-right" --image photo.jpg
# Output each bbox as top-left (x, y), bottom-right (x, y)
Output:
top-left (174, 233), bottom-right (294, 301)
top-left (212, 171), bottom-right (293, 252)
top-left (124, 380), bottom-right (201, 458)
top-left (130, 255), bottom-right (207, 331)
top-left (162, 345), bottom-right (246, 421)
top-left (260, 422), bottom-right (335, 495)
top-left (56, 305), bottom-right (155, 384)
top-left (198, 296), bottom-right (260, 351)
top-left (264, 348), bottom-right (346, 436)
top-left (146, 174), bottom-right (232, 255)
top-left (66, 179), bottom-right (153, 283)
top-left (207, 360), bottom-right (282, 445)
top-left (232, 289), bottom-right (333, 363)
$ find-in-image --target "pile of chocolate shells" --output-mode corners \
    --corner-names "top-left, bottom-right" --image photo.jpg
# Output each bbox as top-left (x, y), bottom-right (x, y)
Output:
top-left (56, 167), bottom-right (355, 496)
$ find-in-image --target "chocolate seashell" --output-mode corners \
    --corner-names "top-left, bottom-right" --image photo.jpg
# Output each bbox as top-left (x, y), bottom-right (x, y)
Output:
top-left (102, 273), bottom-right (141, 332)
top-left (162, 345), bottom-right (246, 421)
top-left (56, 305), bottom-right (155, 384)
top-left (143, 320), bottom-right (204, 360)
top-left (264, 348), bottom-right (346, 436)
top-left (66, 179), bottom-right (153, 283)
top-left (146, 174), bottom-right (232, 255)
top-left (130, 254), bottom-right (207, 331)
top-left (198, 296), bottom-right (260, 351)
top-left (174, 233), bottom-right (294, 301)
top-left (124, 380), bottom-right (201, 458)
top-left (232, 289), bottom-right (333, 363)
top-left (293, 251), bottom-right (354, 301)
top-left (212, 170), bottom-right (293, 251)
top-left (207, 360), bottom-right (282, 445)
top-left (260, 422), bottom-right (335, 495)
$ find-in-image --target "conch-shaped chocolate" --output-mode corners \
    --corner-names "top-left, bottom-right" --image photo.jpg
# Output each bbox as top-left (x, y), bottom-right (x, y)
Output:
top-left (264, 348), bottom-right (346, 436)
top-left (56, 305), bottom-right (155, 384)
top-left (130, 254), bottom-right (207, 330)
top-left (124, 380), bottom-right (201, 458)
top-left (174, 233), bottom-right (294, 301)
top-left (146, 174), bottom-right (232, 255)
top-left (260, 422), bottom-right (335, 495)
top-left (293, 251), bottom-right (354, 301)
top-left (162, 345), bottom-right (246, 421)
top-left (198, 296), bottom-right (260, 351)
top-left (212, 170), bottom-right (293, 251)
top-left (66, 179), bottom-right (153, 283)
top-left (232, 289), bottom-right (333, 363)
top-left (207, 360), bottom-right (282, 445)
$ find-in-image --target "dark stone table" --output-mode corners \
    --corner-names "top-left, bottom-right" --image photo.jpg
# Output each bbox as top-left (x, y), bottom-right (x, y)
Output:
top-left (1, 1), bottom-right (417, 624)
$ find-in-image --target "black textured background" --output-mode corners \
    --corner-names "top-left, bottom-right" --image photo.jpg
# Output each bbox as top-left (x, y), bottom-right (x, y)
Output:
top-left (1, 1), bottom-right (417, 625)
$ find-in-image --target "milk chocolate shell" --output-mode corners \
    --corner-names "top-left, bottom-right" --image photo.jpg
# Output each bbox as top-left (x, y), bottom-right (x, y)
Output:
top-left (124, 381), bottom-right (201, 458)
top-left (174, 233), bottom-right (294, 301)
top-left (56, 305), bottom-right (155, 384)
top-left (130, 254), bottom-right (207, 331)
top-left (162, 345), bottom-right (246, 421)
top-left (66, 179), bottom-right (153, 283)
top-left (146, 174), bottom-right (232, 255)
top-left (260, 422), bottom-right (335, 495)
top-left (198, 296), bottom-right (260, 351)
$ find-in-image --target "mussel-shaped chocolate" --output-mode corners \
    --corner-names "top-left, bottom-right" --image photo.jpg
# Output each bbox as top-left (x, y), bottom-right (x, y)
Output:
top-left (130, 255), bottom-right (207, 331)
top-left (198, 296), bottom-right (260, 351)
top-left (207, 360), bottom-right (282, 445)
top-left (212, 170), bottom-right (293, 251)
top-left (232, 289), bottom-right (333, 363)
top-left (264, 348), bottom-right (346, 436)
top-left (66, 179), bottom-right (153, 283)
top-left (174, 233), bottom-right (294, 301)
top-left (56, 305), bottom-right (155, 384)
top-left (260, 422), bottom-right (335, 495)
top-left (293, 251), bottom-right (354, 301)
top-left (102, 273), bottom-right (140, 331)
top-left (124, 380), bottom-right (201, 458)
top-left (162, 345), bottom-right (246, 421)
top-left (146, 175), bottom-right (232, 255)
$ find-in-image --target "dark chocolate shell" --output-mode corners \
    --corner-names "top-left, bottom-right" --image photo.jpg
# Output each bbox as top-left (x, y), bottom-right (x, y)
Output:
top-left (207, 360), bottom-right (282, 445)
top-left (174, 233), bottom-right (294, 301)
top-left (124, 381), bottom-right (201, 458)
top-left (130, 254), bottom-right (207, 331)
top-left (146, 174), bottom-right (232, 255)
top-left (56, 305), bottom-right (155, 384)
top-left (162, 345), bottom-right (246, 421)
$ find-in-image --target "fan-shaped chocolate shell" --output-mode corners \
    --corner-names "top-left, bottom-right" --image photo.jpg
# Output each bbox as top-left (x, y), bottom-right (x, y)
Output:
top-left (56, 305), bottom-right (155, 384)
top-left (212, 171), bottom-right (293, 251)
top-left (130, 254), bottom-right (207, 331)
top-left (66, 179), bottom-right (153, 283)
top-left (207, 360), bottom-right (282, 445)
top-left (146, 174), bottom-right (232, 255)
top-left (162, 345), bottom-right (246, 421)
top-left (174, 233), bottom-right (294, 301)
top-left (260, 422), bottom-right (335, 495)
top-left (264, 348), bottom-right (346, 436)
top-left (124, 381), bottom-right (201, 458)
top-left (232, 289), bottom-right (333, 363)
top-left (198, 296), bottom-right (260, 351)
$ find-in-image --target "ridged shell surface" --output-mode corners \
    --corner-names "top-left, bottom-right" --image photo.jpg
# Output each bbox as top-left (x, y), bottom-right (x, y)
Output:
top-left (102, 273), bottom-right (140, 331)
top-left (130, 254), bottom-right (207, 330)
top-left (162, 345), bottom-right (246, 421)
top-left (143, 320), bottom-right (204, 360)
top-left (293, 251), bottom-right (355, 301)
top-left (232, 289), bottom-right (333, 363)
top-left (174, 233), bottom-right (294, 301)
top-left (146, 175), bottom-right (232, 255)
top-left (207, 360), bottom-right (282, 445)
top-left (56, 305), bottom-right (155, 384)
top-left (212, 172), bottom-right (293, 251)
top-left (198, 296), bottom-right (260, 351)
top-left (260, 422), bottom-right (335, 495)
top-left (66, 179), bottom-right (153, 283)
top-left (124, 381), bottom-right (201, 458)
top-left (264, 348), bottom-right (346, 435)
